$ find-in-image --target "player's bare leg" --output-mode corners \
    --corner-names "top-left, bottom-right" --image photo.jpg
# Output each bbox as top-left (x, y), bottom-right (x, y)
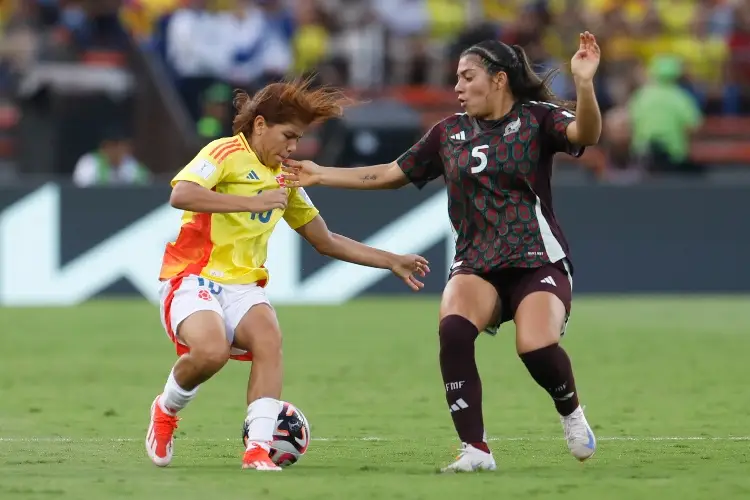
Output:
top-left (515, 292), bottom-right (596, 461)
top-left (437, 274), bottom-right (498, 473)
top-left (146, 311), bottom-right (230, 467)
top-left (233, 304), bottom-right (284, 471)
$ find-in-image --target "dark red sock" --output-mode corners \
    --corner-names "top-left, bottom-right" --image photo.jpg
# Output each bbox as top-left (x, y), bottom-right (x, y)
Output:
top-left (439, 315), bottom-right (488, 450)
top-left (519, 344), bottom-right (580, 416)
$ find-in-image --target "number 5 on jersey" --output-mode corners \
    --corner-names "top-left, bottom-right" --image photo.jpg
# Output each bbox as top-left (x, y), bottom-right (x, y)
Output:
top-left (471, 145), bottom-right (489, 174)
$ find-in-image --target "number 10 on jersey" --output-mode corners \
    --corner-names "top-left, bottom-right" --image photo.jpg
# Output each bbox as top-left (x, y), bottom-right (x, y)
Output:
top-left (251, 190), bottom-right (273, 223)
top-left (471, 145), bottom-right (489, 174)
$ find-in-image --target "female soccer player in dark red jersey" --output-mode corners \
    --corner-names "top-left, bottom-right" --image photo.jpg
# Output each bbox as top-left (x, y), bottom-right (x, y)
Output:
top-left (284, 32), bottom-right (603, 472)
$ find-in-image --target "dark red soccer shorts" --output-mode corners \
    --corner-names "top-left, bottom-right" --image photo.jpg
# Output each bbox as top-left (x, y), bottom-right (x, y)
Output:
top-left (449, 260), bottom-right (573, 336)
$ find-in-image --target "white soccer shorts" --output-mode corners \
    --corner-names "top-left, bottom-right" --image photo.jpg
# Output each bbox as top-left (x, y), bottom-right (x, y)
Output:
top-left (158, 275), bottom-right (272, 361)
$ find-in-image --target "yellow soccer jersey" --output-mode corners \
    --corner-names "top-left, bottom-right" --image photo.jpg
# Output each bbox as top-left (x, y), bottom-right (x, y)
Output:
top-left (159, 133), bottom-right (319, 285)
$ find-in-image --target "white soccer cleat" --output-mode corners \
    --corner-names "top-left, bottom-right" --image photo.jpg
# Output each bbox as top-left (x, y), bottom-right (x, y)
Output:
top-left (440, 443), bottom-right (497, 473)
top-left (561, 405), bottom-right (596, 461)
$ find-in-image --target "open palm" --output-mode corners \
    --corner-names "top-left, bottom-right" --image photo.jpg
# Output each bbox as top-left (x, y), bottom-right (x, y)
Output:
top-left (391, 254), bottom-right (430, 292)
top-left (570, 31), bottom-right (601, 81)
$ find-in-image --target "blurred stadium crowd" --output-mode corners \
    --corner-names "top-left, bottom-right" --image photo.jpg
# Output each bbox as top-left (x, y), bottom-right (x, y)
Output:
top-left (1, 0), bottom-right (749, 185)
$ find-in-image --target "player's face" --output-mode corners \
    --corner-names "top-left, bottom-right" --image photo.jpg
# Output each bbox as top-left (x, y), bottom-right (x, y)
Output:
top-left (257, 120), bottom-right (306, 167)
top-left (455, 55), bottom-right (507, 118)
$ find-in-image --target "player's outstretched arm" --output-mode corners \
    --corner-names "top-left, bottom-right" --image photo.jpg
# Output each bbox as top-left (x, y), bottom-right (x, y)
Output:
top-left (170, 181), bottom-right (288, 213)
top-left (295, 215), bottom-right (430, 291)
top-left (566, 31), bottom-right (602, 146)
top-left (282, 160), bottom-right (410, 190)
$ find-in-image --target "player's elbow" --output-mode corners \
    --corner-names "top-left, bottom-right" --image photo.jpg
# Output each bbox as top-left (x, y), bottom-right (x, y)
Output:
top-left (170, 181), bottom-right (196, 210)
top-left (570, 119), bottom-right (601, 147)
top-left (384, 162), bottom-right (411, 189)
top-left (311, 231), bottom-right (338, 257)
top-left (577, 130), bottom-right (601, 147)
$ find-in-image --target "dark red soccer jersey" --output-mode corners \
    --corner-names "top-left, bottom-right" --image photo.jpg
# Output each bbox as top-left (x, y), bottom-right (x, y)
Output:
top-left (397, 101), bottom-right (582, 272)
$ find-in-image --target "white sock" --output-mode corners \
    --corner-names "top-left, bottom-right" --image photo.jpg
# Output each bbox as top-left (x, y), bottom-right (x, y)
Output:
top-left (245, 397), bottom-right (281, 450)
top-left (159, 369), bottom-right (199, 415)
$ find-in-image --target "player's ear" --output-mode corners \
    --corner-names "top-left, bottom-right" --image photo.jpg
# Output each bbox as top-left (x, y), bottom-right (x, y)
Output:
top-left (492, 71), bottom-right (507, 90)
top-left (253, 115), bottom-right (267, 136)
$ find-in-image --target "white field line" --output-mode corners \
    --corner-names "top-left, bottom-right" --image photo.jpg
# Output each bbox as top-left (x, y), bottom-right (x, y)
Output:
top-left (0, 436), bottom-right (749, 443)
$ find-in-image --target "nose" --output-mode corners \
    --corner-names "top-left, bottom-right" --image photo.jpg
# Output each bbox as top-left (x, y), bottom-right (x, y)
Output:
top-left (287, 139), bottom-right (297, 154)
top-left (454, 80), bottom-right (463, 94)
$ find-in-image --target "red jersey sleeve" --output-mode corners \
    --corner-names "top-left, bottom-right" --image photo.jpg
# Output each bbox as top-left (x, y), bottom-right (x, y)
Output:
top-left (532, 102), bottom-right (584, 158)
top-left (542, 107), bottom-right (585, 158)
top-left (396, 122), bottom-right (444, 189)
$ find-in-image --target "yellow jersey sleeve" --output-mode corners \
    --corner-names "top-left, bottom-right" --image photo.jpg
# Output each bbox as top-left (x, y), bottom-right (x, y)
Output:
top-left (284, 187), bottom-right (320, 229)
top-left (171, 137), bottom-right (244, 189)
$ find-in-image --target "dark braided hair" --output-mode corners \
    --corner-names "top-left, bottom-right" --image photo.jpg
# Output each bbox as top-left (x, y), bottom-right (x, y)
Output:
top-left (461, 40), bottom-right (575, 111)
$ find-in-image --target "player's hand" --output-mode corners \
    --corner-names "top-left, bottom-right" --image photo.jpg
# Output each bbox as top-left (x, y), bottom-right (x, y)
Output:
top-left (247, 188), bottom-right (288, 212)
top-left (570, 31), bottom-right (600, 82)
top-left (390, 254), bottom-right (431, 292)
top-left (282, 159), bottom-right (322, 188)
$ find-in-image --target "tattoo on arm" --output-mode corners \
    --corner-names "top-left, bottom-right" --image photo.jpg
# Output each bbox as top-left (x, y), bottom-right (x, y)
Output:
top-left (360, 174), bottom-right (377, 183)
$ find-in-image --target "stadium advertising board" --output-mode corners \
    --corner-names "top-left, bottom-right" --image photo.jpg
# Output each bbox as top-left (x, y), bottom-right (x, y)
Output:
top-left (0, 183), bottom-right (748, 306)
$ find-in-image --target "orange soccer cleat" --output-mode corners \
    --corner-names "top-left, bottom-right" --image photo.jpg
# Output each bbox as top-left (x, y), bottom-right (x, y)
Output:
top-left (242, 443), bottom-right (282, 471)
top-left (145, 395), bottom-right (180, 467)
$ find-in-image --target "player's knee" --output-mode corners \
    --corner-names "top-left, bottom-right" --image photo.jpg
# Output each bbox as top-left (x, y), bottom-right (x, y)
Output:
top-left (439, 315), bottom-right (479, 352)
top-left (190, 341), bottom-right (231, 372)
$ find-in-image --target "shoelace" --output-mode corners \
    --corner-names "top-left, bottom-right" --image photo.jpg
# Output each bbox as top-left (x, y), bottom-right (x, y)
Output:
top-left (154, 413), bottom-right (180, 440)
top-left (563, 412), bottom-right (588, 442)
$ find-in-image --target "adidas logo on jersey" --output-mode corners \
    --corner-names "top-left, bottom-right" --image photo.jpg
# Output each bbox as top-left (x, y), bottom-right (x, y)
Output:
top-left (246, 170), bottom-right (260, 180)
top-left (541, 276), bottom-right (557, 286)
top-left (450, 131), bottom-right (466, 141)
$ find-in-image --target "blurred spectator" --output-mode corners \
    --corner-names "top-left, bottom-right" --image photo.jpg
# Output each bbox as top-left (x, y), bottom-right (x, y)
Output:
top-left (197, 82), bottom-right (231, 141)
top-left (0, 1), bottom-right (40, 89)
top-left (164, 0), bottom-right (292, 119)
top-left (164, 0), bottom-right (220, 119)
top-left (75, 0), bottom-right (131, 51)
top-left (121, 0), bottom-right (181, 41)
top-left (221, 0), bottom-right (292, 88)
top-left (72, 127), bottom-right (150, 187)
top-left (629, 55), bottom-right (704, 175)
top-left (372, 0), bottom-right (428, 85)
top-left (320, 0), bottom-right (385, 89)
top-left (257, 0), bottom-right (295, 42)
top-left (675, 3), bottom-right (729, 112)
top-left (424, 0), bottom-right (468, 85)
top-left (291, 1), bottom-right (329, 77)
top-left (726, 0), bottom-right (750, 115)
top-left (601, 105), bottom-right (644, 184)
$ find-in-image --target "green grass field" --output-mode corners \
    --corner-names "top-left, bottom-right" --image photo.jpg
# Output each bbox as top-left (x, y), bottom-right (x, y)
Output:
top-left (1, 296), bottom-right (749, 499)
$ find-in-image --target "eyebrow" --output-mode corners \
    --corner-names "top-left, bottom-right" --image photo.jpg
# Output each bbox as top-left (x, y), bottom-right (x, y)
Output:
top-left (457, 69), bottom-right (475, 77)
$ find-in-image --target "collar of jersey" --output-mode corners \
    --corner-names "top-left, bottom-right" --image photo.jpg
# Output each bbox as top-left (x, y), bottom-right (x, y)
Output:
top-left (238, 132), bottom-right (252, 153)
top-left (475, 102), bottom-right (521, 132)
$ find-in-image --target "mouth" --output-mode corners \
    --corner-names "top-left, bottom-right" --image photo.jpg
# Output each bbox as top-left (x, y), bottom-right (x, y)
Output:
top-left (458, 98), bottom-right (467, 108)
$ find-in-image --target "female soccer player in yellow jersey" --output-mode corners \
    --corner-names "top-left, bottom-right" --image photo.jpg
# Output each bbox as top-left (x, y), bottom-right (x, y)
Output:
top-left (146, 79), bottom-right (431, 471)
